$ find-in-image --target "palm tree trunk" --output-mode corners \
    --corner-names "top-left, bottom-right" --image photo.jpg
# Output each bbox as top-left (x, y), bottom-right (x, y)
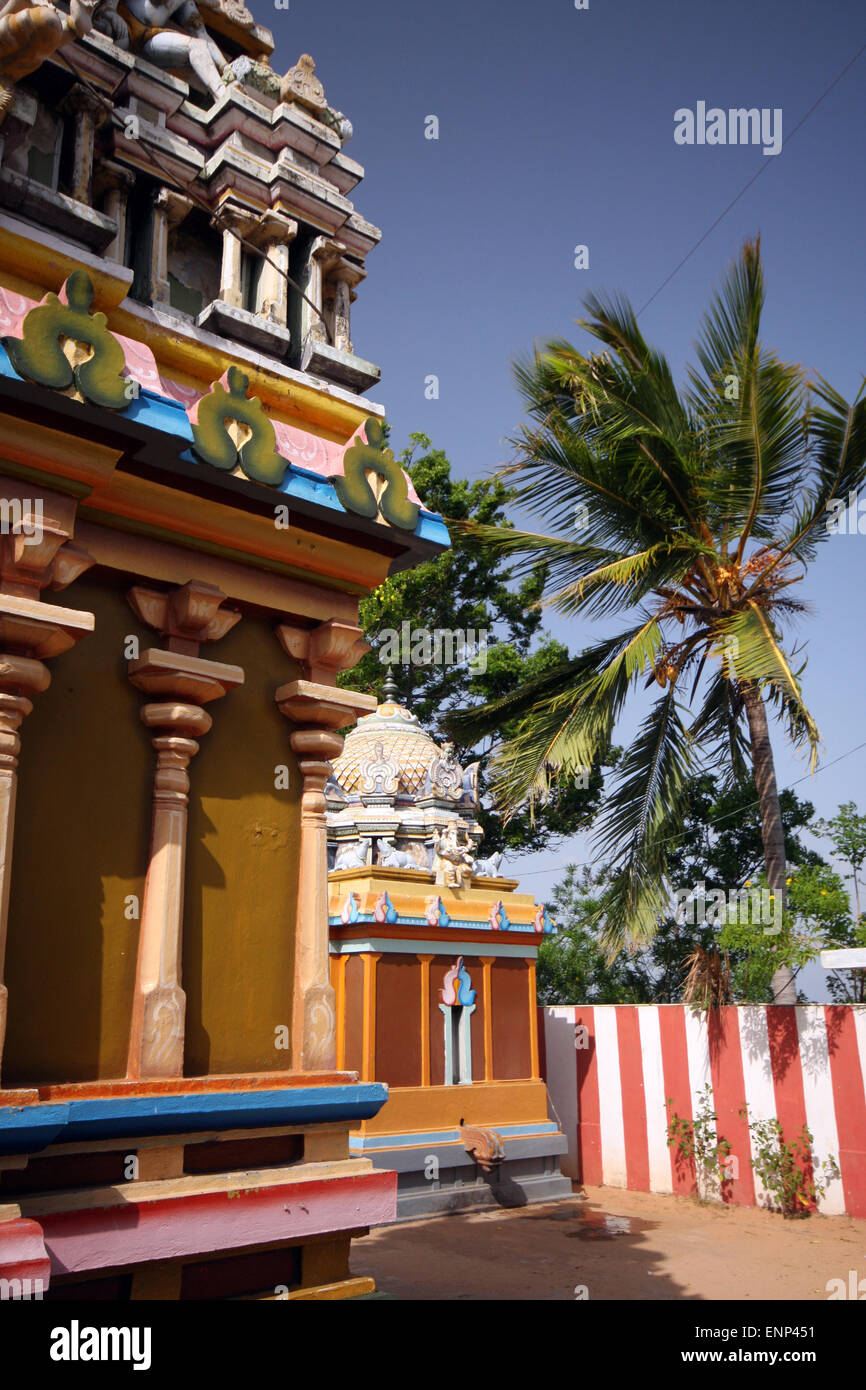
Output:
top-left (742, 683), bottom-right (795, 1003)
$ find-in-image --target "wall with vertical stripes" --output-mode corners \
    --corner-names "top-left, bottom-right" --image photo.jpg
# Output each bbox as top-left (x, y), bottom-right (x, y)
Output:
top-left (540, 1005), bottom-right (866, 1217)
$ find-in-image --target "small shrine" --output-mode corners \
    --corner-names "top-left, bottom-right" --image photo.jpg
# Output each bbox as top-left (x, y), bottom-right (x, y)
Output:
top-left (327, 675), bottom-right (571, 1218)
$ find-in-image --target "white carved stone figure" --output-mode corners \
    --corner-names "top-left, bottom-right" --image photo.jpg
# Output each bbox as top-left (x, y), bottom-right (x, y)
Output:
top-left (432, 820), bottom-right (475, 888)
top-left (377, 836), bottom-right (417, 871)
top-left (426, 740), bottom-right (463, 799)
top-left (102, 0), bottom-right (231, 101)
top-left (473, 850), bottom-right (503, 879)
top-left (333, 837), bottom-right (371, 871)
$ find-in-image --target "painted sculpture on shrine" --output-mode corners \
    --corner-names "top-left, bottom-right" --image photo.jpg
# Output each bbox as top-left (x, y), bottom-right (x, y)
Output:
top-left (433, 820), bottom-right (476, 889)
top-left (96, 0), bottom-right (234, 100)
top-left (333, 417), bottom-right (420, 531)
top-left (0, 0), bottom-right (97, 119)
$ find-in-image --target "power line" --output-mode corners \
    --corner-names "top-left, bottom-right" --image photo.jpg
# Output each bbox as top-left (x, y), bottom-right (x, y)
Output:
top-left (637, 39), bottom-right (866, 316)
top-left (513, 735), bottom-right (866, 878)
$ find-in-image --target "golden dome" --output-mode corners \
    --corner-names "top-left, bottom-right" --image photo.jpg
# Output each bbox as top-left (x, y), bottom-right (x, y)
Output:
top-left (330, 702), bottom-right (440, 797)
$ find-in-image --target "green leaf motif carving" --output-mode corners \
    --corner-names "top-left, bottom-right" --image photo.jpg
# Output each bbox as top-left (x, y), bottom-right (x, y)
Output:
top-left (3, 271), bottom-right (132, 411)
top-left (334, 418), bottom-right (420, 531)
top-left (191, 366), bottom-right (289, 487)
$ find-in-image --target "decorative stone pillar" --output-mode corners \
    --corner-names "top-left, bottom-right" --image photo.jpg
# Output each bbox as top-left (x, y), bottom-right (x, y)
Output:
top-left (303, 236), bottom-right (345, 346)
top-left (213, 203), bottom-right (260, 309)
top-left (217, 218), bottom-right (244, 308)
top-left (151, 188), bottom-right (193, 306)
top-left (253, 215), bottom-right (297, 327)
top-left (0, 488), bottom-right (94, 1082)
top-left (93, 162), bottom-right (135, 262)
top-left (326, 261), bottom-right (363, 355)
top-left (525, 956), bottom-right (540, 1078)
top-left (0, 599), bottom-right (94, 1082)
top-left (58, 86), bottom-right (103, 205)
top-left (125, 582), bottom-right (243, 1080)
top-left (480, 956), bottom-right (495, 1081)
top-left (332, 274), bottom-right (353, 354)
top-left (274, 679), bottom-right (376, 1071)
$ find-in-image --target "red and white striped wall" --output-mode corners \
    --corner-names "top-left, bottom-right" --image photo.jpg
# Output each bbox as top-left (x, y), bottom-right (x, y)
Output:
top-left (540, 1005), bottom-right (866, 1218)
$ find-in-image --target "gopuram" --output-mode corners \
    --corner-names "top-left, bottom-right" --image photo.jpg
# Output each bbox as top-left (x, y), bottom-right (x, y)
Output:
top-left (327, 675), bottom-right (572, 1218)
top-left (0, 0), bottom-right (449, 1299)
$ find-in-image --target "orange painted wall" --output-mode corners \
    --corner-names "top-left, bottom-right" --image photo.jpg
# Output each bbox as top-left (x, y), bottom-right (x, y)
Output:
top-left (374, 955), bottom-right (422, 1087)
top-left (343, 955), bottom-right (364, 1074)
top-left (491, 959), bottom-right (531, 1079)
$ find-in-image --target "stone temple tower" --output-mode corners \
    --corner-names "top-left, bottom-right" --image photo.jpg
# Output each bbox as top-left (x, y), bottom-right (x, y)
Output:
top-left (0, 2), bottom-right (448, 1300)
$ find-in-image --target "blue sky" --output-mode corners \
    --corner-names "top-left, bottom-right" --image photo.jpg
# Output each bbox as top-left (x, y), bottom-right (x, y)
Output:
top-left (271, 0), bottom-right (866, 994)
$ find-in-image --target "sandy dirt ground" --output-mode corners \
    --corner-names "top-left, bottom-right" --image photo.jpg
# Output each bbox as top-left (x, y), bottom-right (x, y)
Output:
top-left (351, 1185), bottom-right (866, 1300)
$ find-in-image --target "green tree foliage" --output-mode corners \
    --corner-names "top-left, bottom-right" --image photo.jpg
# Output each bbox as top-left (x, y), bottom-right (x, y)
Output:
top-left (538, 775), bottom-right (838, 1004)
top-left (813, 801), bottom-right (866, 921)
top-left (647, 775), bottom-right (823, 1000)
top-left (339, 433), bottom-right (606, 855)
top-left (719, 863), bottom-right (852, 1002)
top-left (450, 239), bottom-right (866, 1007)
top-left (537, 865), bottom-right (653, 1004)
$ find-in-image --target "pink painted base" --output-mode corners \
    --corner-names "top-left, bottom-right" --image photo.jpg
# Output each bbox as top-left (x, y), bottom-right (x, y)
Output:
top-left (41, 1170), bottom-right (397, 1275)
top-left (0, 1217), bottom-right (51, 1291)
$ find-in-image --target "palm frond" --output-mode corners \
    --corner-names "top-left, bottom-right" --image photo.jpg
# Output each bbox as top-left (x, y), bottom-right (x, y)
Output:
top-left (591, 685), bottom-right (695, 949)
top-left (720, 604), bottom-right (820, 768)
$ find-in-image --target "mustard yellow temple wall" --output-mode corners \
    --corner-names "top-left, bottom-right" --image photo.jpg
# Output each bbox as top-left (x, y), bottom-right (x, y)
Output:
top-left (182, 612), bottom-right (301, 1078)
top-left (3, 576), bottom-right (303, 1086)
top-left (4, 577), bottom-right (151, 1086)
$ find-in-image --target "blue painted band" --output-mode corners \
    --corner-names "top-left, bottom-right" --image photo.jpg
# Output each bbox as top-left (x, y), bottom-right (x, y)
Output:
top-left (328, 914), bottom-right (538, 934)
top-left (0, 1083), bottom-right (389, 1156)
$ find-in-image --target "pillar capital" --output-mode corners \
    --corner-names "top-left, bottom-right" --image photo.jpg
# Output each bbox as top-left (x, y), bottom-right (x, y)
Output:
top-left (0, 481), bottom-right (93, 599)
top-left (330, 258), bottom-right (365, 289)
top-left (92, 159), bottom-right (136, 198)
top-left (58, 85), bottom-right (104, 119)
top-left (154, 187), bottom-right (193, 230)
top-left (128, 581), bottom-right (241, 657)
top-left (310, 236), bottom-right (347, 269)
top-left (276, 620), bottom-right (368, 686)
top-left (244, 213), bottom-right (298, 251)
top-left (275, 678), bottom-right (375, 731)
top-left (129, 649), bottom-right (243, 705)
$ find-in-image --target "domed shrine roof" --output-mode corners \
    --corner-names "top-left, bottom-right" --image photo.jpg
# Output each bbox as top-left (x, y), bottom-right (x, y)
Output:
top-left (329, 701), bottom-right (439, 798)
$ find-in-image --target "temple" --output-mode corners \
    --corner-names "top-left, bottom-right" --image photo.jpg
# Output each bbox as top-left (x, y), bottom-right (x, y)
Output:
top-left (326, 675), bottom-right (571, 1218)
top-left (0, 0), bottom-right (450, 1300)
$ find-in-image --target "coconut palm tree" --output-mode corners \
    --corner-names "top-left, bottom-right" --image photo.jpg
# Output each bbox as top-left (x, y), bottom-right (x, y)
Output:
top-left (450, 238), bottom-right (866, 1002)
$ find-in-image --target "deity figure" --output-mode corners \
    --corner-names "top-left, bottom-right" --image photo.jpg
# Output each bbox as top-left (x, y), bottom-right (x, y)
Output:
top-left (432, 820), bottom-right (475, 890)
top-left (97, 0), bottom-right (235, 101)
top-left (0, 0), bottom-right (98, 121)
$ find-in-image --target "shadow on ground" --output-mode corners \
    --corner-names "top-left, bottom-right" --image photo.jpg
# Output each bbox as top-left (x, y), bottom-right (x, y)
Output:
top-left (351, 1185), bottom-right (866, 1301)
